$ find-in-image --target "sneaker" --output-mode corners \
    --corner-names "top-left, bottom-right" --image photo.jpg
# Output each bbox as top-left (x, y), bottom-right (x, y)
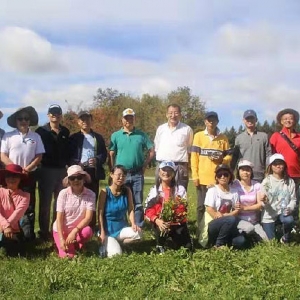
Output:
top-left (280, 236), bottom-right (288, 244)
top-left (156, 245), bottom-right (165, 255)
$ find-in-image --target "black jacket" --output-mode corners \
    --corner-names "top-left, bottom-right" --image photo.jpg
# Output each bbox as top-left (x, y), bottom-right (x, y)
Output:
top-left (36, 123), bottom-right (70, 168)
top-left (69, 130), bottom-right (107, 180)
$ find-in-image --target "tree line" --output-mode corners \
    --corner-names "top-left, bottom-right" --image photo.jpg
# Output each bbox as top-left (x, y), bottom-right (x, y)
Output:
top-left (61, 86), bottom-right (299, 146)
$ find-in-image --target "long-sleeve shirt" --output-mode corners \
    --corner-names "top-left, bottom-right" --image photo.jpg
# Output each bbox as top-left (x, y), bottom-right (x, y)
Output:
top-left (191, 129), bottom-right (231, 186)
top-left (0, 187), bottom-right (30, 232)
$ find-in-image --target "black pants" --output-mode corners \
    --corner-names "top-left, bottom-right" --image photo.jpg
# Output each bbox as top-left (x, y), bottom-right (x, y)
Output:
top-left (154, 223), bottom-right (193, 250)
top-left (84, 167), bottom-right (100, 229)
top-left (0, 232), bottom-right (24, 256)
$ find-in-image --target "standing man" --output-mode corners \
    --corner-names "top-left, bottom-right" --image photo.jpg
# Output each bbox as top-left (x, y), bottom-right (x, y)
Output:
top-left (234, 109), bottom-right (271, 182)
top-left (109, 108), bottom-right (154, 227)
top-left (1, 106), bottom-right (45, 240)
top-left (35, 104), bottom-right (70, 240)
top-left (154, 104), bottom-right (193, 190)
top-left (191, 111), bottom-right (231, 234)
top-left (270, 108), bottom-right (300, 221)
top-left (69, 110), bottom-right (107, 228)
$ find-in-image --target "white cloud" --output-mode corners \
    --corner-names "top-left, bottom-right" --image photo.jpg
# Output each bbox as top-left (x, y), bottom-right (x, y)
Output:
top-left (0, 27), bottom-right (68, 73)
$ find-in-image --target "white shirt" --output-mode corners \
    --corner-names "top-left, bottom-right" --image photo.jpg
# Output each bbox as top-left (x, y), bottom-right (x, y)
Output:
top-left (154, 122), bottom-right (193, 162)
top-left (1, 129), bottom-right (45, 168)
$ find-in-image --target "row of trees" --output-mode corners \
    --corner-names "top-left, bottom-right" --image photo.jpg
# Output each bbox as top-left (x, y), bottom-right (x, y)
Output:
top-left (62, 86), bottom-right (297, 146)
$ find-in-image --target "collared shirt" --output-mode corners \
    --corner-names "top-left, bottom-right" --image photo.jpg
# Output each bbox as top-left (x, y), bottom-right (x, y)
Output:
top-left (204, 127), bottom-right (220, 141)
top-left (1, 129), bottom-right (45, 168)
top-left (53, 186), bottom-right (95, 232)
top-left (0, 187), bottom-right (30, 232)
top-left (109, 127), bottom-right (153, 169)
top-left (154, 122), bottom-right (193, 162)
top-left (36, 123), bottom-right (70, 168)
top-left (235, 130), bottom-right (271, 181)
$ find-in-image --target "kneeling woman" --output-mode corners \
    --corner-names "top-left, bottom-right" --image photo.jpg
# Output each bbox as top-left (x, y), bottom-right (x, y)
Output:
top-left (145, 161), bottom-right (192, 254)
top-left (53, 165), bottom-right (95, 258)
top-left (0, 164), bottom-right (29, 254)
top-left (204, 164), bottom-right (245, 248)
top-left (98, 165), bottom-right (142, 258)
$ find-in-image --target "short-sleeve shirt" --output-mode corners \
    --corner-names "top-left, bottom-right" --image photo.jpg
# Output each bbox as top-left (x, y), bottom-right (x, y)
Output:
top-left (204, 185), bottom-right (238, 212)
top-left (1, 129), bottom-right (45, 168)
top-left (53, 187), bottom-right (95, 232)
top-left (154, 122), bottom-right (193, 162)
top-left (231, 179), bottom-right (261, 224)
top-left (109, 128), bottom-right (153, 169)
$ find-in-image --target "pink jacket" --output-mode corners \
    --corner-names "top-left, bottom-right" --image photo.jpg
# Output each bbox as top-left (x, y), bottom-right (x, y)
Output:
top-left (0, 187), bottom-right (30, 233)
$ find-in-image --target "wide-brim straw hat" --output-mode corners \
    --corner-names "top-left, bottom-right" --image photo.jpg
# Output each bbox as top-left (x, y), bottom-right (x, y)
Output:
top-left (276, 108), bottom-right (299, 124)
top-left (7, 106), bottom-right (39, 128)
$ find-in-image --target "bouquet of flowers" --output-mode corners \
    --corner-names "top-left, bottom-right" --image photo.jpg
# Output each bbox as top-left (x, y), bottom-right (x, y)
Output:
top-left (160, 195), bottom-right (188, 225)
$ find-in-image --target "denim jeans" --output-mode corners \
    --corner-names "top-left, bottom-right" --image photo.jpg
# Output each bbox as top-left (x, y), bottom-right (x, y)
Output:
top-left (208, 216), bottom-right (245, 248)
top-left (262, 214), bottom-right (295, 240)
top-left (126, 172), bottom-right (144, 227)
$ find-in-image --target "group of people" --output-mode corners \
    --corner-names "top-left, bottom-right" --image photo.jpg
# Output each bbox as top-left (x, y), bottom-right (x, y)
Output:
top-left (0, 103), bottom-right (299, 257)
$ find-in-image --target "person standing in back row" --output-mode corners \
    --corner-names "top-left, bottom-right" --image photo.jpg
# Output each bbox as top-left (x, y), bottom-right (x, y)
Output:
top-left (234, 109), bottom-right (271, 182)
top-left (35, 104), bottom-right (70, 240)
top-left (191, 111), bottom-right (231, 236)
top-left (109, 108), bottom-right (154, 227)
top-left (1, 106), bottom-right (45, 240)
top-left (154, 104), bottom-right (193, 190)
top-left (69, 111), bottom-right (107, 229)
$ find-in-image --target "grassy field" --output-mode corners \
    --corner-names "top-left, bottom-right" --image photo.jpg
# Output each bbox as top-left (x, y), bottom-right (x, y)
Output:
top-left (1, 169), bottom-right (300, 299)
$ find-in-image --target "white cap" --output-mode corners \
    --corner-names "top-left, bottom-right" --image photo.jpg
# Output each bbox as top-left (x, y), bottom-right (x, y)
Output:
top-left (238, 160), bottom-right (254, 169)
top-left (122, 108), bottom-right (135, 117)
top-left (268, 153), bottom-right (285, 166)
top-left (159, 161), bottom-right (176, 171)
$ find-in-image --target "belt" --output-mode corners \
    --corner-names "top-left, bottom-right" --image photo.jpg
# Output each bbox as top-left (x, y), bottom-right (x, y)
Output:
top-left (126, 167), bottom-right (143, 174)
top-left (157, 161), bottom-right (188, 166)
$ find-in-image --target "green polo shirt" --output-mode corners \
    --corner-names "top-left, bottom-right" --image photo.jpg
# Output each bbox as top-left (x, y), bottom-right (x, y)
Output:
top-left (109, 128), bottom-right (153, 169)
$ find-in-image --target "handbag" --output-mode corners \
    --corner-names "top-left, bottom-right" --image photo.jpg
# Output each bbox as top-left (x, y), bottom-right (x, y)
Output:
top-left (279, 131), bottom-right (300, 157)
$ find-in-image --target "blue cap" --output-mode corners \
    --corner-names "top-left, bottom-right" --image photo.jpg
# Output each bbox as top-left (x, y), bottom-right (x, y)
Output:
top-left (243, 109), bottom-right (257, 119)
top-left (159, 161), bottom-right (176, 171)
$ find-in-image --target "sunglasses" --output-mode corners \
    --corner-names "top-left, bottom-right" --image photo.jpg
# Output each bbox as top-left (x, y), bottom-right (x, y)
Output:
top-left (216, 172), bottom-right (230, 178)
top-left (69, 175), bottom-right (84, 181)
top-left (17, 117), bottom-right (30, 122)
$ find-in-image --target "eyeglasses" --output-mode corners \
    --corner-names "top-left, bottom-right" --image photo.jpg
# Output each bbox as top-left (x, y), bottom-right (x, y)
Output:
top-left (17, 117), bottom-right (30, 122)
top-left (216, 172), bottom-right (230, 178)
top-left (69, 175), bottom-right (84, 181)
top-left (113, 173), bottom-right (126, 178)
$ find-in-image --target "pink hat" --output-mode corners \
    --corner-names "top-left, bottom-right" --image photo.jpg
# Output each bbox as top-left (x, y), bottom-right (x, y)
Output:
top-left (62, 165), bottom-right (91, 187)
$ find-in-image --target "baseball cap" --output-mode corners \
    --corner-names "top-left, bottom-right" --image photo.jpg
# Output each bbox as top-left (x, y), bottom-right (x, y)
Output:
top-left (205, 111), bottom-right (219, 120)
top-left (122, 108), bottom-right (135, 117)
top-left (48, 104), bottom-right (62, 115)
top-left (243, 109), bottom-right (257, 119)
top-left (159, 161), bottom-right (176, 171)
top-left (238, 159), bottom-right (254, 169)
top-left (215, 164), bottom-right (232, 174)
top-left (78, 110), bottom-right (92, 118)
top-left (268, 153), bottom-right (285, 166)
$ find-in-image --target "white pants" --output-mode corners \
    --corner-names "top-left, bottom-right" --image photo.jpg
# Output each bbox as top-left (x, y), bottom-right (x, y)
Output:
top-left (238, 220), bottom-right (269, 241)
top-left (105, 227), bottom-right (141, 258)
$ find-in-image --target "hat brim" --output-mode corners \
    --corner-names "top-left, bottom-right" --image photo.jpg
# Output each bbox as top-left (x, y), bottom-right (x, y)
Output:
top-left (0, 169), bottom-right (28, 186)
top-left (7, 106), bottom-right (39, 128)
top-left (276, 109), bottom-right (299, 124)
top-left (62, 170), bottom-right (91, 187)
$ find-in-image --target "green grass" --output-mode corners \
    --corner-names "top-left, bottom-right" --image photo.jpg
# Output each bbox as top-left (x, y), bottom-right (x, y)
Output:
top-left (1, 171), bottom-right (300, 299)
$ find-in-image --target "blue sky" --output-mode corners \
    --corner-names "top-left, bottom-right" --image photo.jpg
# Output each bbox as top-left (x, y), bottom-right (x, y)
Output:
top-left (0, 0), bottom-right (300, 132)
